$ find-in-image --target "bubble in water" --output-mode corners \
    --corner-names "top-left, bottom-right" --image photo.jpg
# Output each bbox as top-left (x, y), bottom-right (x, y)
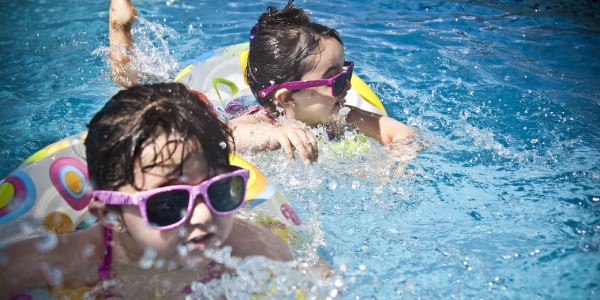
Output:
top-left (105, 211), bottom-right (120, 224)
top-left (36, 233), bottom-right (58, 252)
top-left (328, 181), bottom-right (337, 191)
top-left (179, 226), bottom-right (189, 238)
top-left (41, 262), bottom-right (64, 286)
top-left (343, 130), bottom-right (356, 140)
top-left (208, 224), bottom-right (217, 233)
top-left (154, 258), bottom-right (166, 269)
top-left (81, 244), bottom-right (96, 258)
top-left (178, 175), bottom-right (190, 183)
top-left (19, 221), bottom-right (36, 236)
top-left (139, 248), bottom-right (157, 269)
top-left (339, 106), bottom-right (351, 117)
top-left (329, 289), bottom-right (338, 297)
top-left (177, 243), bottom-right (188, 257)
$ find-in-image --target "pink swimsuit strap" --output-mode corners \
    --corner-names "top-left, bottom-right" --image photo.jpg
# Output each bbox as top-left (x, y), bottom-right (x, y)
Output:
top-left (98, 226), bottom-right (112, 281)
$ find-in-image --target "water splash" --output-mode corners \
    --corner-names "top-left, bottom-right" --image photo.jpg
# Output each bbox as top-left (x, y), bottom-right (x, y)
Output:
top-left (189, 246), bottom-right (346, 299)
top-left (93, 17), bottom-right (180, 83)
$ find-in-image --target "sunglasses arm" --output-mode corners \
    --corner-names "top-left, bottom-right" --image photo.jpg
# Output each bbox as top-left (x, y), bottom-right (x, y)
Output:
top-left (92, 191), bottom-right (138, 206)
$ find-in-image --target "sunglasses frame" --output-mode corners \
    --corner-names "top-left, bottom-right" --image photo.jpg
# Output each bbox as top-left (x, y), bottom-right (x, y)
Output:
top-left (258, 61), bottom-right (354, 98)
top-left (92, 167), bottom-right (249, 231)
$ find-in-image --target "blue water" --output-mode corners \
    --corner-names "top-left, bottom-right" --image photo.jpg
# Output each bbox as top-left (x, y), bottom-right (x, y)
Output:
top-left (1, 0), bottom-right (599, 299)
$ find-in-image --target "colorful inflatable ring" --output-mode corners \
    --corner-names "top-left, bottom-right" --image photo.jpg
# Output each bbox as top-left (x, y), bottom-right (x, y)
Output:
top-left (0, 132), bottom-right (307, 250)
top-left (175, 42), bottom-right (388, 116)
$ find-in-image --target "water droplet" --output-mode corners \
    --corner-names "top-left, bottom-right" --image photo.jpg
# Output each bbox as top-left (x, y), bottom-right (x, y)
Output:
top-left (339, 106), bottom-right (351, 117)
top-left (339, 263), bottom-right (347, 272)
top-left (177, 244), bottom-right (188, 257)
top-left (328, 181), bottom-right (337, 191)
top-left (139, 248), bottom-right (157, 269)
top-left (351, 181), bottom-right (360, 189)
top-left (179, 175), bottom-right (190, 183)
top-left (154, 258), bottom-right (166, 269)
top-left (179, 226), bottom-right (189, 238)
top-left (82, 244), bottom-right (96, 258)
top-left (219, 141), bottom-right (227, 149)
top-left (41, 263), bottom-right (64, 286)
top-left (36, 233), bottom-right (58, 252)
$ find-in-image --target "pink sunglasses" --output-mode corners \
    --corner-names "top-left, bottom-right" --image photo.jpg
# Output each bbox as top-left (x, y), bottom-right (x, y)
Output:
top-left (92, 167), bottom-right (249, 231)
top-left (258, 61), bottom-right (354, 98)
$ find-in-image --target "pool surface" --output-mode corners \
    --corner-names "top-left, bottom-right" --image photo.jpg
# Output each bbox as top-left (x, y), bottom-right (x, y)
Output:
top-left (1, 0), bottom-right (599, 299)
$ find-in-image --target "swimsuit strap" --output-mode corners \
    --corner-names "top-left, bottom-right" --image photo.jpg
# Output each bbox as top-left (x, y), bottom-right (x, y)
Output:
top-left (98, 226), bottom-right (112, 281)
top-left (181, 261), bottom-right (223, 295)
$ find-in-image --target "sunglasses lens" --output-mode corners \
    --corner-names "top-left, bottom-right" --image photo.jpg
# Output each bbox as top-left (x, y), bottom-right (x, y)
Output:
top-left (146, 190), bottom-right (190, 227)
top-left (207, 176), bottom-right (246, 212)
top-left (333, 75), bottom-right (347, 97)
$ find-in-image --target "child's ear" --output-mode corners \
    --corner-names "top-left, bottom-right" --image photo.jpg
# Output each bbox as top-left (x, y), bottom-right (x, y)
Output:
top-left (88, 200), bottom-right (126, 231)
top-left (274, 88), bottom-right (295, 108)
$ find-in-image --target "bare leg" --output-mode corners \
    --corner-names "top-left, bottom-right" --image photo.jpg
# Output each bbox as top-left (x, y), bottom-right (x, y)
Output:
top-left (109, 0), bottom-right (138, 88)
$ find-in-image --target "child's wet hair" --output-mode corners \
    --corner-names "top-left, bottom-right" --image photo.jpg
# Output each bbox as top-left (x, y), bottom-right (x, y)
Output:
top-left (245, 0), bottom-right (342, 113)
top-left (85, 82), bottom-right (233, 191)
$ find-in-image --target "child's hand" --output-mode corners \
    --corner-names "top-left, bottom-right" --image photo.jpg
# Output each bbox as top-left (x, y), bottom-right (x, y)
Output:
top-left (230, 116), bottom-right (318, 164)
top-left (110, 0), bottom-right (137, 27)
top-left (268, 122), bottom-right (318, 164)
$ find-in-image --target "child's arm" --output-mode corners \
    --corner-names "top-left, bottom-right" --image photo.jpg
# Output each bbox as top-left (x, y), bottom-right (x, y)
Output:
top-left (0, 228), bottom-right (103, 298)
top-left (108, 0), bottom-right (138, 88)
top-left (227, 218), bottom-right (293, 261)
top-left (229, 114), bottom-right (319, 164)
top-left (346, 106), bottom-right (418, 145)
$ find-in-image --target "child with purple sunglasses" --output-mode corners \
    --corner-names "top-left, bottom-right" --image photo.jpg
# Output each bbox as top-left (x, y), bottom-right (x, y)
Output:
top-left (107, 0), bottom-right (318, 165)
top-left (0, 83), bottom-right (292, 299)
top-left (239, 0), bottom-right (419, 151)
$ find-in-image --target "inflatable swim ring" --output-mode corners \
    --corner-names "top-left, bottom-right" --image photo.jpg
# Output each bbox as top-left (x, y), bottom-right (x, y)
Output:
top-left (0, 132), bottom-right (306, 250)
top-left (174, 42), bottom-right (388, 117)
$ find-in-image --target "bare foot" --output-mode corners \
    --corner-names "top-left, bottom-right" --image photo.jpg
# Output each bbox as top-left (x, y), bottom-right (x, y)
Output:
top-left (110, 0), bottom-right (137, 29)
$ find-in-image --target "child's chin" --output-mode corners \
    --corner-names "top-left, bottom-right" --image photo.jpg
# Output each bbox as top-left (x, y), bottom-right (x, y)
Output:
top-left (180, 254), bottom-right (211, 269)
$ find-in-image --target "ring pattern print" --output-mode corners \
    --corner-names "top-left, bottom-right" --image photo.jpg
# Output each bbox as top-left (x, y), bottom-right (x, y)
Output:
top-left (0, 171), bottom-right (36, 224)
top-left (49, 157), bottom-right (92, 211)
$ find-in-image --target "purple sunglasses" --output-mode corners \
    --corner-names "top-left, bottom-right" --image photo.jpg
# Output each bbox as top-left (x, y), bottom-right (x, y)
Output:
top-left (258, 61), bottom-right (354, 98)
top-left (92, 167), bottom-right (249, 231)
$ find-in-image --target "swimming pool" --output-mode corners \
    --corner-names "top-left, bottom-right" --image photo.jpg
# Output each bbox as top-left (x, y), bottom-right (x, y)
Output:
top-left (1, 0), bottom-right (598, 298)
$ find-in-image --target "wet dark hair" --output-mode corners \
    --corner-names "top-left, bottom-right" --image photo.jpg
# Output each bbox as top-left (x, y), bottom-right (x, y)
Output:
top-left (85, 82), bottom-right (233, 191)
top-left (245, 0), bottom-right (342, 114)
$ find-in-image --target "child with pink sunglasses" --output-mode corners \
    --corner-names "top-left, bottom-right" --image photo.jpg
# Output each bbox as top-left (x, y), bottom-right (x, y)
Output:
top-left (240, 0), bottom-right (419, 151)
top-left (0, 83), bottom-right (292, 299)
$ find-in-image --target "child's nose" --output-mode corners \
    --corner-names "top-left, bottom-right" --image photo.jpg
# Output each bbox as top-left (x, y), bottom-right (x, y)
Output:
top-left (188, 196), bottom-right (213, 226)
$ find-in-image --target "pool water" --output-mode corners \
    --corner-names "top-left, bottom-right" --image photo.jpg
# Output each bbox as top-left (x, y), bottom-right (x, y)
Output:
top-left (1, 0), bottom-right (599, 299)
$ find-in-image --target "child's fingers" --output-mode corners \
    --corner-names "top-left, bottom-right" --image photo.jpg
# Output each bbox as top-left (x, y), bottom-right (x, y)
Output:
top-left (280, 139), bottom-right (296, 161)
top-left (287, 130), bottom-right (317, 164)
